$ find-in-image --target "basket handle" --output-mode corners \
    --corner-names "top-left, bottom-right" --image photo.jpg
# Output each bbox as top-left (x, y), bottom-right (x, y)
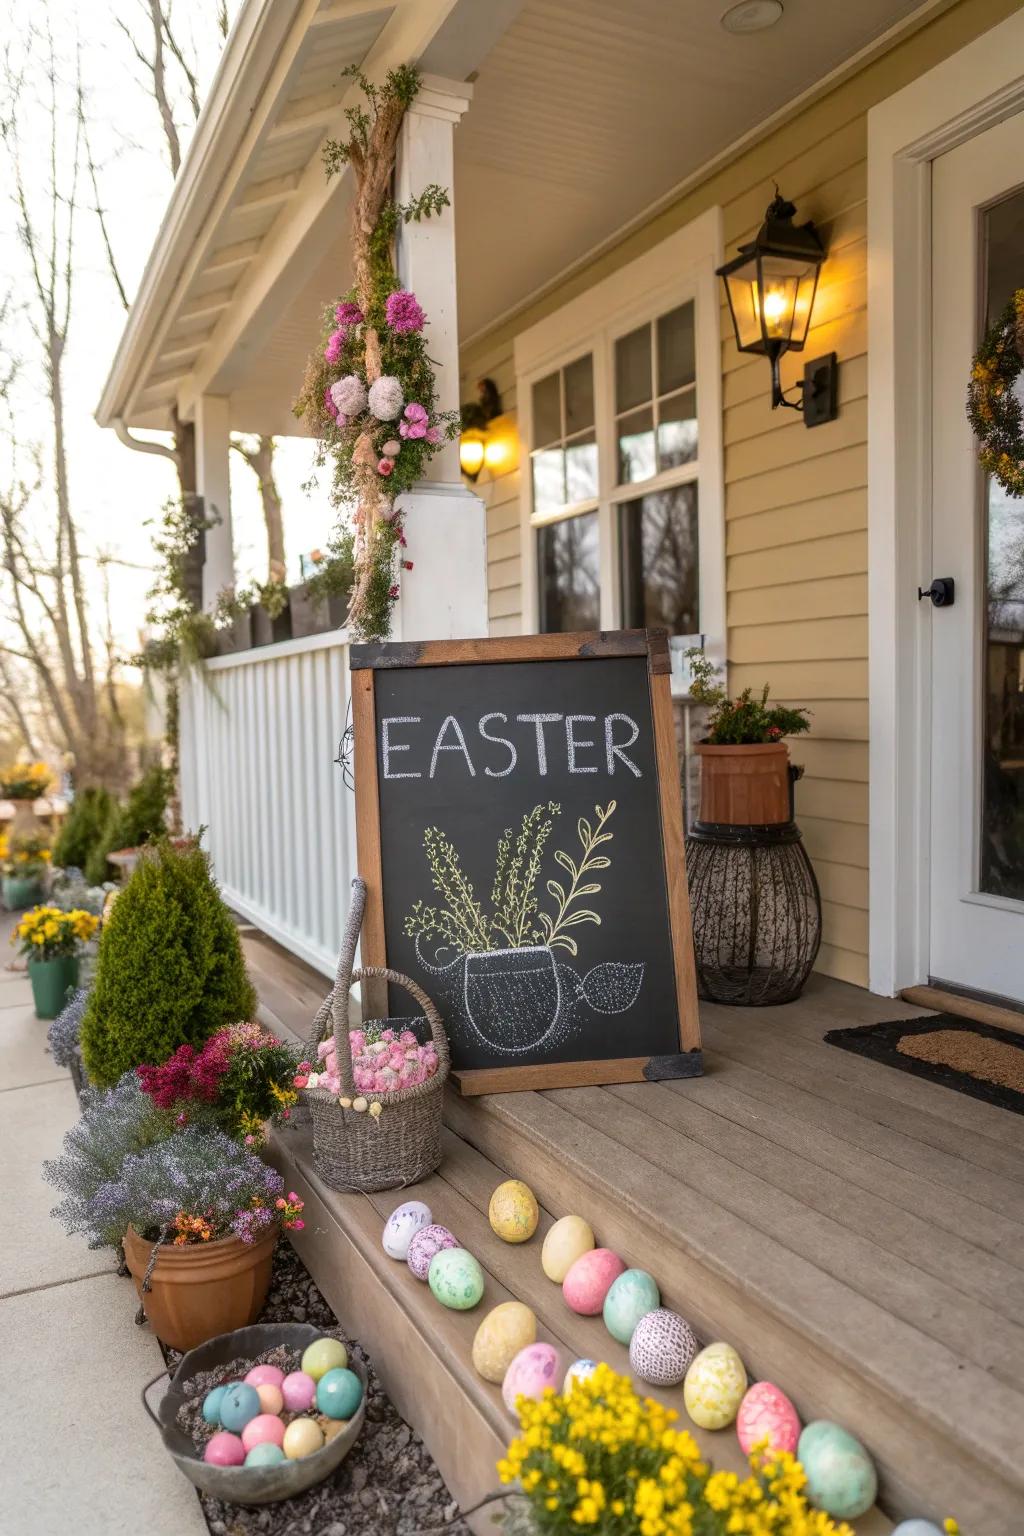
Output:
top-left (140, 1369), bottom-right (169, 1429)
top-left (331, 964), bottom-right (448, 1098)
top-left (309, 877), bottom-right (366, 1049)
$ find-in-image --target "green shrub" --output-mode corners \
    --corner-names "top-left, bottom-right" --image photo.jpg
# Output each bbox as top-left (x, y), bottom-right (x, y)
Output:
top-left (54, 787), bottom-right (115, 872)
top-left (84, 799), bottom-right (122, 887)
top-left (80, 838), bottom-right (258, 1087)
top-left (83, 765), bottom-right (172, 884)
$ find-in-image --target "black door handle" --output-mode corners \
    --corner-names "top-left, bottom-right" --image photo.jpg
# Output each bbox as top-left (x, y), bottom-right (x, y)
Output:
top-left (917, 577), bottom-right (955, 607)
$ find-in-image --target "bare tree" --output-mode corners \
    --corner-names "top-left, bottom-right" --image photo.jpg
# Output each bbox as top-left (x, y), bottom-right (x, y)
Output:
top-left (231, 433), bottom-right (285, 578)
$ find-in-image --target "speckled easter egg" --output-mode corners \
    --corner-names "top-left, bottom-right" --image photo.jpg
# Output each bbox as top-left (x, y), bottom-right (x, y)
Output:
top-left (382, 1199), bottom-right (432, 1259)
top-left (245, 1364), bottom-right (285, 1390)
top-left (563, 1358), bottom-right (599, 1394)
top-left (203, 1431), bottom-right (245, 1466)
top-left (241, 1413), bottom-right (286, 1453)
top-left (541, 1215), bottom-right (595, 1282)
top-left (202, 1386), bottom-right (227, 1426)
top-left (890, 1523), bottom-right (945, 1536)
top-left (245, 1443), bottom-right (286, 1467)
top-left (282, 1417), bottom-right (325, 1460)
top-left (602, 1268), bottom-right (660, 1344)
top-left (317, 1367), bottom-right (363, 1420)
top-left (683, 1342), bottom-right (747, 1429)
top-left (562, 1248), bottom-right (626, 1315)
top-left (736, 1381), bottom-right (801, 1457)
top-left (254, 1383), bottom-right (284, 1416)
top-left (428, 1247), bottom-right (485, 1310)
top-left (488, 1179), bottom-right (540, 1243)
top-left (281, 1371), bottom-right (317, 1412)
top-left (629, 1308), bottom-right (699, 1386)
top-left (219, 1382), bottom-right (261, 1432)
top-left (301, 1337), bottom-right (348, 1381)
top-left (407, 1224), bottom-right (458, 1281)
top-left (472, 1302), bottom-right (537, 1383)
top-left (798, 1422), bottom-right (877, 1520)
top-left (501, 1343), bottom-right (561, 1413)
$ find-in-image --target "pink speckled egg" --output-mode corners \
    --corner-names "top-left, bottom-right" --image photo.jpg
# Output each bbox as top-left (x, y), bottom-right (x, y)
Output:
top-left (501, 1342), bottom-right (561, 1414)
top-left (736, 1381), bottom-right (801, 1457)
top-left (245, 1364), bottom-right (285, 1389)
top-left (255, 1383), bottom-right (284, 1416)
top-left (241, 1413), bottom-right (287, 1453)
top-left (629, 1308), bottom-right (699, 1386)
top-left (407, 1223), bottom-right (458, 1281)
top-left (562, 1248), bottom-right (626, 1315)
top-left (203, 1430), bottom-right (245, 1466)
top-left (281, 1370), bottom-right (317, 1412)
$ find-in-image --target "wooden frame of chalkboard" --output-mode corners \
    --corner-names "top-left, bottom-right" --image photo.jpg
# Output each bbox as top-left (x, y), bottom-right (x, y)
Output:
top-left (350, 629), bottom-right (701, 1094)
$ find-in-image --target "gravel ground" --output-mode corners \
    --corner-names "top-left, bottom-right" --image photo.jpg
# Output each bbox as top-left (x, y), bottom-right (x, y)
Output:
top-left (163, 1243), bottom-right (477, 1536)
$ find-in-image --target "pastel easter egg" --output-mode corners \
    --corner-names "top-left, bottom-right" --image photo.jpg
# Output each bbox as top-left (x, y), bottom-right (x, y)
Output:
top-left (282, 1417), bottom-right (325, 1460)
top-left (501, 1343), bottom-right (561, 1414)
top-left (317, 1367), bottom-right (363, 1420)
top-left (798, 1421), bottom-right (878, 1520)
top-left (407, 1224), bottom-right (458, 1281)
top-left (281, 1371), bottom-right (317, 1412)
top-left (320, 1418), bottom-right (348, 1444)
top-left (218, 1382), bottom-right (261, 1433)
top-left (201, 1386), bottom-right (227, 1426)
top-left (241, 1414), bottom-right (286, 1453)
top-left (541, 1215), bottom-right (595, 1282)
top-left (301, 1337), bottom-right (348, 1381)
top-left (736, 1381), bottom-right (801, 1457)
top-left (254, 1383), bottom-right (284, 1416)
top-left (428, 1247), bottom-right (485, 1310)
top-left (890, 1524), bottom-right (945, 1536)
top-left (562, 1248), bottom-right (626, 1315)
top-left (245, 1364), bottom-right (285, 1390)
top-left (563, 1358), bottom-right (599, 1395)
top-left (472, 1302), bottom-right (537, 1384)
top-left (683, 1342), bottom-right (748, 1429)
top-left (382, 1200), bottom-right (432, 1259)
top-left (602, 1268), bottom-right (660, 1344)
top-left (488, 1179), bottom-right (540, 1243)
top-left (244, 1443), bottom-right (286, 1467)
top-left (629, 1308), bottom-right (699, 1386)
top-left (203, 1431), bottom-right (245, 1466)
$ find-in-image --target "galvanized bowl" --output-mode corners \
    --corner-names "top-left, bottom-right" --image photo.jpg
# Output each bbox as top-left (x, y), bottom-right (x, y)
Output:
top-left (142, 1321), bottom-right (366, 1505)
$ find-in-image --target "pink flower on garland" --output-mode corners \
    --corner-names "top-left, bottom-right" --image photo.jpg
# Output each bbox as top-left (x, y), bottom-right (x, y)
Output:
top-left (399, 402), bottom-right (429, 441)
top-left (335, 301), bottom-right (364, 328)
top-left (385, 290), bottom-right (425, 333)
top-left (324, 330), bottom-right (345, 366)
top-left (323, 388), bottom-right (339, 422)
top-left (377, 458), bottom-right (394, 477)
top-left (425, 426), bottom-right (440, 445)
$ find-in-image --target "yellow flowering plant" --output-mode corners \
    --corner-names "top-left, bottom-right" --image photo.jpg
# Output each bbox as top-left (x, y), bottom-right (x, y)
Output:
top-left (13, 906), bottom-right (99, 962)
top-left (1, 834), bottom-right (52, 877)
top-left (0, 761), bottom-right (51, 800)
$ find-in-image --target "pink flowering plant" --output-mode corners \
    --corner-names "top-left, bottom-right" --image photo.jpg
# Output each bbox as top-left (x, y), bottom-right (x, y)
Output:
top-left (136, 1022), bottom-right (302, 1148)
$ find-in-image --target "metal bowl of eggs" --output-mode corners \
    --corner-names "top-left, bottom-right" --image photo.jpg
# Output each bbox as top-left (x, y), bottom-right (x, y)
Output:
top-left (142, 1322), bottom-right (367, 1504)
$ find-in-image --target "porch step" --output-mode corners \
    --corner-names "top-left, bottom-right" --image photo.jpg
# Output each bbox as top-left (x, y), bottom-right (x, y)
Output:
top-left (444, 1083), bottom-right (1023, 1536)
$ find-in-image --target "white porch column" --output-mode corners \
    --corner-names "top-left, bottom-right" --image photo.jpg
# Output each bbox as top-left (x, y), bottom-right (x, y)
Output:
top-left (195, 393), bottom-right (234, 610)
top-left (391, 74), bottom-right (488, 641)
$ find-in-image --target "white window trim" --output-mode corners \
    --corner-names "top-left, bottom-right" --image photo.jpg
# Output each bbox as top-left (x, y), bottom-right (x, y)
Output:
top-left (514, 207), bottom-right (725, 668)
top-left (866, 7), bottom-right (1024, 996)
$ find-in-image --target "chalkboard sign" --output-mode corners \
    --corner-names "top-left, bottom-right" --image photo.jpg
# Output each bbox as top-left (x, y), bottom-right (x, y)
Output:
top-left (350, 631), bottom-right (701, 1093)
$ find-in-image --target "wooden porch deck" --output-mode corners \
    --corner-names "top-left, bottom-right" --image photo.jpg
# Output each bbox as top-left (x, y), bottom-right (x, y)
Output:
top-left (243, 926), bottom-right (1024, 1536)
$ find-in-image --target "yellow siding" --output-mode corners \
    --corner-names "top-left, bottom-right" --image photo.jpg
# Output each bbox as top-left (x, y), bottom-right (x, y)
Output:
top-left (458, 0), bottom-right (1020, 988)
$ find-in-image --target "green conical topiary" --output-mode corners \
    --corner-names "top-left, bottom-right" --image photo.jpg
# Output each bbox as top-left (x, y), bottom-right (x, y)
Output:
top-left (83, 764), bottom-right (172, 885)
top-left (80, 838), bottom-right (258, 1087)
top-left (54, 786), bottom-right (115, 873)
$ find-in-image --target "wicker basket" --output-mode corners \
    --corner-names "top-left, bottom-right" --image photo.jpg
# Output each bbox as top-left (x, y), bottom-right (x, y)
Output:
top-left (304, 878), bottom-right (449, 1193)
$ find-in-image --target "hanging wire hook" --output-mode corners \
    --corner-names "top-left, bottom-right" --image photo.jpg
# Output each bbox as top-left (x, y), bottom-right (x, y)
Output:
top-left (335, 694), bottom-right (355, 791)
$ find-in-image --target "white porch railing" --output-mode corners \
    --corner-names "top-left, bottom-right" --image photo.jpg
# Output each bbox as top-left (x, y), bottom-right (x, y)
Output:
top-left (178, 631), bottom-right (356, 978)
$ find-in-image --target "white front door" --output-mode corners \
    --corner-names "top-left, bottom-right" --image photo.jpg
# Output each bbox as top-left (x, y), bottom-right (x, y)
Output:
top-left (929, 113), bottom-right (1024, 1004)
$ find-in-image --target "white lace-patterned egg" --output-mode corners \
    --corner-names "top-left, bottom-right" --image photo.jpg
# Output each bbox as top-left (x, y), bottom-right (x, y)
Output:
top-left (629, 1308), bottom-right (699, 1386)
top-left (382, 1200), bottom-right (432, 1259)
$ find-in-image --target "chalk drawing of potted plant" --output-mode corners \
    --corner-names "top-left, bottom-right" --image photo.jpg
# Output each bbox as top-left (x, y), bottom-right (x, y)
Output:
top-left (404, 801), bottom-right (644, 1054)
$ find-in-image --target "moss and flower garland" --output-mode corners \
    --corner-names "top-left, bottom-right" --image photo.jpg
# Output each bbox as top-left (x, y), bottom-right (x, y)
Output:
top-left (295, 64), bottom-right (460, 640)
top-left (967, 286), bottom-right (1024, 499)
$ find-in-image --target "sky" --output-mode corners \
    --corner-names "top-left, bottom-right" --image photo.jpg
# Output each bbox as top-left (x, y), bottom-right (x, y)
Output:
top-left (0, 0), bottom-right (332, 656)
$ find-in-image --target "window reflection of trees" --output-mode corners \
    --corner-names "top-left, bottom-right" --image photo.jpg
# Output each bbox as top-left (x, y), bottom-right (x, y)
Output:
top-left (621, 486), bottom-right (698, 634)
top-left (982, 474), bottom-right (1024, 900)
top-left (539, 513), bottom-right (599, 632)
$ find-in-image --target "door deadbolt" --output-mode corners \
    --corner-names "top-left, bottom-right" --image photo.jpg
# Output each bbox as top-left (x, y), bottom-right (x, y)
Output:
top-left (917, 577), bottom-right (955, 608)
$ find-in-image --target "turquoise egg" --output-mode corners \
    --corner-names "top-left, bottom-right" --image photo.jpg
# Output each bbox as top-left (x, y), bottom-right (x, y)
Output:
top-left (602, 1268), bottom-right (661, 1344)
top-left (244, 1442), bottom-right (286, 1467)
top-left (428, 1247), bottom-right (485, 1310)
top-left (798, 1421), bottom-right (877, 1519)
top-left (317, 1367), bottom-right (363, 1420)
top-left (202, 1386), bottom-right (228, 1426)
top-left (219, 1382), bottom-right (262, 1433)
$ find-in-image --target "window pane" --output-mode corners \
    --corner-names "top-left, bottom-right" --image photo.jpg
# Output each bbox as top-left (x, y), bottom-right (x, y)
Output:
top-left (617, 406), bottom-right (656, 485)
top-left (532, 371), bottom-right (561, 447)
top-left (657, 302), bottom-right (695, 394)
top-left (618, 485), bottom-right (699, 634)
top-left (565, 431), bottom-right (598, 503)
top-left (564, 354), bottom-right (595, 435)
top-left (615, 324), bottom-right (652, 413)
top-left (531, 447), bottom-right (565, 515)
top-left (538, 513), bottom-right (600, 633)
top-left (658, 387), bottom-right (698, 470)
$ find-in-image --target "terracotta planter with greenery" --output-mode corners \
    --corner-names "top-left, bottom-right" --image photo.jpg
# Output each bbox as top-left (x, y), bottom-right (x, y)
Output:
top-left (123, 1223), bottom-right (278, 1352)
top-left (2, 873), bottom-right (44, 910)
top-left (695, 741), bottom-right (792, 826)
top-left (28, 953), bottom-right (80, 1020)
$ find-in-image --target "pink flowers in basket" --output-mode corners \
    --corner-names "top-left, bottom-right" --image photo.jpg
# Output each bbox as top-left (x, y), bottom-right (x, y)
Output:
top-left (306, 1027), bottom-right (439, 1097)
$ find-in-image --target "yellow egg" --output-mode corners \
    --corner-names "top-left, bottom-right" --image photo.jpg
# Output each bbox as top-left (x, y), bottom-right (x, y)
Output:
top-left (541, 1214), bottom-right (595, 1282)
top-left (282, 1416), bottom-right (325, 1459)
top-left (320, 1418), bottom-right (348, 1444)
top-left (471, 1302), bottom-right (537, 1384)
top-left (488, 1179), bottom-right (539, 1243)
top-left (683, 1342), bottom-right (748, 1430)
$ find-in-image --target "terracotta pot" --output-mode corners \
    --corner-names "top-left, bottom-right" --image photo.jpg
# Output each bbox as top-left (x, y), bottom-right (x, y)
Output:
top-left (123, 1223), bottom-right (278, 1352)
top-left (695, 742), bottom-right (792, 826)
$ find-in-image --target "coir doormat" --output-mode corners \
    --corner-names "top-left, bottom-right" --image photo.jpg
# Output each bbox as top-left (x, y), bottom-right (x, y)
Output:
top-left (824, 1014), bottom-right (1024, 1115)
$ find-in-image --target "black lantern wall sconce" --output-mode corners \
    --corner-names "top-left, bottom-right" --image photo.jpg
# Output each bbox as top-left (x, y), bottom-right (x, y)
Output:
top-left (459, 377), bottom-right (505, 481)
top-left (716, 189), bottom-right (838, 428)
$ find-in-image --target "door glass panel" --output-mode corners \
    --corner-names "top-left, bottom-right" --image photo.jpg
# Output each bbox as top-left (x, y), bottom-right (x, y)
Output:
top-left (657, 387), bottom-right (698, 470)
top-left (532, 372), bottom-right (561, 448)
top-left (980, 187), bottom-right (1024, 899)
top-left (618, 484), bottom-right (699, 633)
top-left (538, 512), bottom-right (600, 632)
top-left (615, 324), bottom-right (652, 413)
top-left (564, 355), bottom-right (595, 434)
top-left (657, 302), bottom-right (696, 394)
top-left (564, 431), bottom-right (598, 502)
top-left (617, 406), bottom-right (656, 484)
top-left (531, 447), bottom-right (565, 515)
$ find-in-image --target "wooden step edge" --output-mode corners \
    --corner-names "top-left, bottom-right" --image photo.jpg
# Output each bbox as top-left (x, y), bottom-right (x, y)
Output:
top-left (901, 984), bottom-right (1024, 1037)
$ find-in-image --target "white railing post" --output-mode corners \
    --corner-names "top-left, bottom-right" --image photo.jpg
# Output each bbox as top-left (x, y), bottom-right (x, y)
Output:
top-left (196, 393), bottom-right (234, 610)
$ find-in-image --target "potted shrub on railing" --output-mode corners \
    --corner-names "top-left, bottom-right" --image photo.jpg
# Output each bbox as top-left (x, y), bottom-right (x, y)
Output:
top-left (686, 650), bottom-right (810, 826)
top-left (0, 760), bottom-right (51, 841)
top-left (1, 833), bottom-right (51, 910)
top-left (250, 574), bottom-right (293, 647)
top-left (12, 905), bottom-right (99, 1019)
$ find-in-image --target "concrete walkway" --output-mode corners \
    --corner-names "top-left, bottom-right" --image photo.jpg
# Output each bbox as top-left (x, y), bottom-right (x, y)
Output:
top-left (0, 922), bottom-right (207, 1536)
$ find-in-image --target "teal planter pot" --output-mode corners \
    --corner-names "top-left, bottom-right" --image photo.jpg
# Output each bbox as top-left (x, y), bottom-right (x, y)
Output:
top-left (2, 874), bottom-right (44, 910)
top-left (28, 955), bottom-right (80, 1020)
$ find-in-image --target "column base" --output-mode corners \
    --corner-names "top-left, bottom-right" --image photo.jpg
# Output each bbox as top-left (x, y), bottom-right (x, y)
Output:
top-left (392, 483), bottom-right (488, 642)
